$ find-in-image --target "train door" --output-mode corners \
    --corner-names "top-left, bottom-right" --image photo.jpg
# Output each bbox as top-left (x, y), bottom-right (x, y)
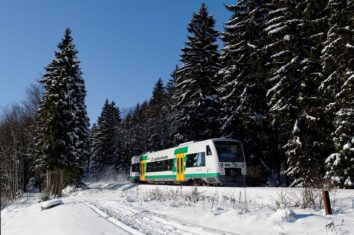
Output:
top-left (139, 155), bottom-right (147, 182)
top-left (139, 161), bottom-right (145, 181)
top-left (176, 153), bottom-right (185, 181)
top-left (174, 147), bottom-right (188, 182)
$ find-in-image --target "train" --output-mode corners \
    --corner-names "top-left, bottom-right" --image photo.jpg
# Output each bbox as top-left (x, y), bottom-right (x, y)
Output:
top-left (130, 137), bottom-right (246, 186)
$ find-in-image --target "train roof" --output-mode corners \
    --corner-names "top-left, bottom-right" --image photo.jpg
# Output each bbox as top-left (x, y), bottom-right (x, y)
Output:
top-left (130, 137), bottom-right (241, 159)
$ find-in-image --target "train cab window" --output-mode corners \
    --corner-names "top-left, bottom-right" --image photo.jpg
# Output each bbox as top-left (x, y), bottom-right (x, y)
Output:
top-left (206, 145), bottom-right (212, 156)
top-left (186, 152), bottom-right (205, 167)
top-left (215, 141), bottom-right (244, 162)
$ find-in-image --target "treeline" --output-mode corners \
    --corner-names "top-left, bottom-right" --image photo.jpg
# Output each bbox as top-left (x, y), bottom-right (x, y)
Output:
top-left (1, 0), bottom-right (353, 205)
top-left (92, 1), bottom-right (353, 187)
top-left (0, 84), bottom-right (42, 207)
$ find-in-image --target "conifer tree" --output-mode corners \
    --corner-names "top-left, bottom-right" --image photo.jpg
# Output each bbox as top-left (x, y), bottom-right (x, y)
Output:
top-left (120, 112), bottom-right (134, 166)
top-left (173, 3), bottom-right (220, 142)
top-left (35, 28), bottom-right (89, 196)
top-left (130, 102), bottom-right (149, 155)
top-left (261, 0), bottom-right (306, 185)
top-left (219, 1), bottom-right (271, 183)
top-left (89, 100), bottom-right (121, 180)
top-left (165, 66), bottom-right (179, 147)
top-left (284, 0), bottom-right (333, 186)
top-left (321, 0), bottom-right (354, 187)
top-left (147, 78), bottom-right (169, 151)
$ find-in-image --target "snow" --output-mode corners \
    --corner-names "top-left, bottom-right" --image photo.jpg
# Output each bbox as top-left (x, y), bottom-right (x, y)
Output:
top-left (305, 114), bottom-right (317, 121)
top-left (268, 7), bottom-right (288, 16)
top-left (293, 120), bottom-right (300, 134)
top-left (343, 142), bottom-right (351, 150)
top-left (2, 183), bottom-right (354, 235)
top-left (2, 196), bottom-right (129, 235)
top-left (270, 208), bottom-right (296, 223)
top-left (295, 137), bottom-right (302, 146)
top-left (41, 199), bottom-right (63, 209)
top-left (268, 25), bottom-right (287, 35)
top-left (270, 50), bottom-right (290, 59)
top-left (346, 43), bottom-right (354, 49)
top-left (344, 178), bottom-right (353, 187)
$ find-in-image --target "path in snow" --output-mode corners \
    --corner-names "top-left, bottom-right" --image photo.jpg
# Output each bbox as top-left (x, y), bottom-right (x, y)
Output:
top-left (79, 197), bottom-right (239, 235)
top-left (1, 196), bottom-right (130, 235)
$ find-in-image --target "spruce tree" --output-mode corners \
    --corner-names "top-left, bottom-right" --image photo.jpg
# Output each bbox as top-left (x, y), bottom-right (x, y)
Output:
top-left (173, 3), bottom-right (220, 142)
top-left (219, 0), bottom-right (271, 184)
top-left (165, 66), bottom-right (179, 147)
top-left (120, 112), bottom-right (134, 167)
top-left (284, 0), bottom-right (333, 186)
top-left (321, 0), bottom-right (354, 187)
top-left (261, 0), bottom-right (306, 185)
top-left (130, 102), bottom-right (149, 155)
top-left (35, 28), bottom-right (89, 196)
top-left (147, 78), bottom-right (169, 151)
top-left (89, 100), bottom-right (121, 180)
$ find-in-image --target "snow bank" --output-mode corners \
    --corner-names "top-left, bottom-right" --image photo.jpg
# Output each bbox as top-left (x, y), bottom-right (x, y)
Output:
top-left (40, 199), bottom-right (63, 210)
top-left (3, 184), bottom-right (354, 235)
top-left (271, 208), bottom-right (296, 223)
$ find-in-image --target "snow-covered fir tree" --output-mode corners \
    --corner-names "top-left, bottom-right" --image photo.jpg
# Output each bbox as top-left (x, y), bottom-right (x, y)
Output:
top-left (219, 0), bottom-right (271, 183)
top-left (261, 0), bottom-right (306, 185)
top-left (173, 3), bottom-right (220, 142)
top-left (321, 0), bottom-right (354, 187)
top-left (119, 112), bottom-right (134, 166)
top-left (89, 100), bottom-right (121, 180)
top-left (35, 28), bottom-right (89, 196)
top-left (130, 102), bottom-right (150, 155)
top-left (147, 78), bottom-right (169, 151)
top-left (285, 0), bottom-right (337, 186)
top-left (165, 66), bottom-right (179, 147)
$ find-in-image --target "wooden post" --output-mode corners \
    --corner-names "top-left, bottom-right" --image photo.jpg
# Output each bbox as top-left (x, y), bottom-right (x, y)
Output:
top-left (322, 190), bottom-right (332, 215)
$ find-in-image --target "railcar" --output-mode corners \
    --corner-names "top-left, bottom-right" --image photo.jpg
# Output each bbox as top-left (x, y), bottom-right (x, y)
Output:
top-left (130, 137), bottom-right (246, 186)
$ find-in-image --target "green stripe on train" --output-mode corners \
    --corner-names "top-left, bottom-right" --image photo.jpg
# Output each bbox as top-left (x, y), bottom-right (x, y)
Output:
top-left (185, 173), bottom-right (220, 178)
top-left (142, 172), bottom-right (220, 179)
top-left (140, 154), bottom-right (148, 161)
top-left (174, 146), bottom-right (188, 154)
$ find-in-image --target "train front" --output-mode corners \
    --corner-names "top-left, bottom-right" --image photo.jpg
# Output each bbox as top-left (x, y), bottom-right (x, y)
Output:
top-left (213, 139), bottom-right (246, 186)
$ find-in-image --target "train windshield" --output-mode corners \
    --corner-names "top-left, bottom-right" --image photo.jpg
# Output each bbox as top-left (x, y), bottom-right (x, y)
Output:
top-left (214, 141), bottom-right (244, 162)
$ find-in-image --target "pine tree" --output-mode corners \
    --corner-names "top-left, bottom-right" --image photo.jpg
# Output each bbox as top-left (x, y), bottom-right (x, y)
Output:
top-left (35, 28), bottom-right (89, 196)
top-left (283, 0), bottom-right (333, 186)
top-left (147, 78), bottom-right (169, 151)
top-left (130, 102), bottom-right (149, 155)
top-left (261, 0), bottom-right (306, 185)
top-left (218, 1), bottom-right (271, 185)
top-left (89, 100), bottom-right (121, 180)
top-left (87, 123), bottom-right (98, 173)
top-left (321, 0), bottom-right (354, 187)
top-left (165, 66), bottom-right (179, 147)
top-left (120, 112), bottom-right (134, 167)
top-left (173, 3), bottom-right (220, 142)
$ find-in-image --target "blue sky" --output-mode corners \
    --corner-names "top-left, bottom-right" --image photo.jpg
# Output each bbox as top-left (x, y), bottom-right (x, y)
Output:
top-left (0, 0), bottom-right (234, 124)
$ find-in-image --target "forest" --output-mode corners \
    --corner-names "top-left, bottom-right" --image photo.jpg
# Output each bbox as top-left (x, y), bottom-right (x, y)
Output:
top-left (1, 0), bottom-right (353, 207)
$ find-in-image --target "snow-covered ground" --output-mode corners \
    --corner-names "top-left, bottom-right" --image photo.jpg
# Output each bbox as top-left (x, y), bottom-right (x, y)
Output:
top-left (2, 183), bottom-right (354, 235)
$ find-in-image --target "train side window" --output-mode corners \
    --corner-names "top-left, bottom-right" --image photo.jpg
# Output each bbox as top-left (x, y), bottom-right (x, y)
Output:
top-left (206, 145), bottom-right (212, 155)
top-left (145, 159), bottom-right (173, 172)
top-left (186, 152), bottom-right (205, 167)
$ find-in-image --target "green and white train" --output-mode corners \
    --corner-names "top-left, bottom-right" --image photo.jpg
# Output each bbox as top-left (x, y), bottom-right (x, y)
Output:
top-left (130, 137), bottom-right (246, 186)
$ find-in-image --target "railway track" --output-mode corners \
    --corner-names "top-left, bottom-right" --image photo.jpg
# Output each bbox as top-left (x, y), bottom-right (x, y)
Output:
top-left (79, 197), bottom-right (239, 235)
